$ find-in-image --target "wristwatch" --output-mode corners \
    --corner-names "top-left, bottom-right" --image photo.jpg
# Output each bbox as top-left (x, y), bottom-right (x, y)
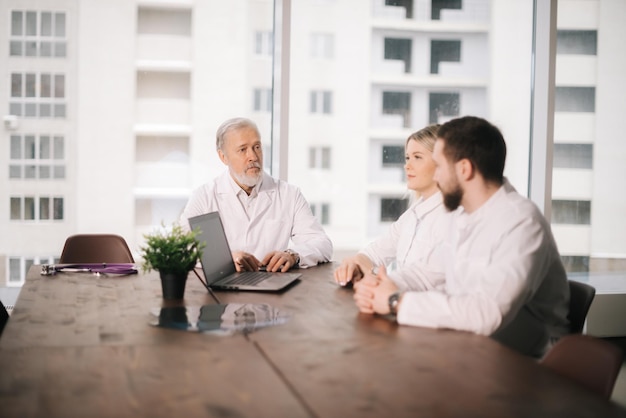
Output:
top-left (388, 291), bottom-right (403, 315)
top-left (285, 249), bottom-right (300, 266)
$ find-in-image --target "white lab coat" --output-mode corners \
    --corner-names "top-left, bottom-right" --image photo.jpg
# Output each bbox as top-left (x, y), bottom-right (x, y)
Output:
top-left (394, 179), bottom-right (570, 357)
top-left (180, 170), bottom-right (332, 268)
top-left (359, 192), bottom-right (447, 280)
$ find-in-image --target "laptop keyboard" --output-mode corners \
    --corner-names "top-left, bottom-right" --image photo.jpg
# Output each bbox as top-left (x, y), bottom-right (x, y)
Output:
top-left (227, 271), bottom-right (269, 286)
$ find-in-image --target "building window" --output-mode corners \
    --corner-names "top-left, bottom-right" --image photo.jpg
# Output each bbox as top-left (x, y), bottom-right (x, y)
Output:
top-left (430, 40), bottom-right (461, 74)
top-left (380, 198), bottom-right (408, 222)
top-left (429, 92), bottom-right (459, 124)
top-left (384, 38), bottom-right (412, 73)
top-left (552, 200), bottom-right (591, 225)
top-left (311, 202), bottom-right (330, 225)
top-left (8, 256), bottom-right (57, 286)
top-left (555, 87), bottom-right (595, 113)
top-left (310, 91), bottom-right (333, 114)
top-left (561, 255), bottom-right (590, 273)
top-left (310, 33), bottom-right (334, 59)
top-left (9, 134), bottom-right (65, 179)
top-left (385, 0), bottom-right (413, 18)
top-left (9, 72), bottom-right (66, 118)
top-left (556, 30), bottom-right (597, 55)
top-left (432, 0), bottom-right (462, 20)
top-left (9, 196), bottom-right (64, 221)
top-left (253, 88), bottom-right (272, 112)
top-left (254, 31), bottom-right (273, 56)
top-left (553, 144), bottom-right (593, 169)
top-left (10, 10), bottom-right (67, 58)
top-left (382, 145), bottom-right (405, 167)
top-left (382, 91), bottom-right (411, 128)
top-left (309, 147), bottom-right (331, 169)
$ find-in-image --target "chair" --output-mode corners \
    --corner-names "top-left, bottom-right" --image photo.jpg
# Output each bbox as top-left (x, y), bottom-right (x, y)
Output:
top-left (0, 300), bottom-right (9, 337)
top-left (540, 334), bottom-right (624, 399)
top-left (568, 280), bottom-right (596, 333)
top-left (59, 234), bottom-right (135, 263)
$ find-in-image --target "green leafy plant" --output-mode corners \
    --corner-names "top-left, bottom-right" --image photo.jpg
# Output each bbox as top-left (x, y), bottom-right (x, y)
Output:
top-left (140, 223), bottom-right (204, 277)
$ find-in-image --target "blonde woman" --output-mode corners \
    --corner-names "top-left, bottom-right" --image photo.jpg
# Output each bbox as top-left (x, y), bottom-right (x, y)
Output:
top-left (334, 125), bottom-right (447, 287)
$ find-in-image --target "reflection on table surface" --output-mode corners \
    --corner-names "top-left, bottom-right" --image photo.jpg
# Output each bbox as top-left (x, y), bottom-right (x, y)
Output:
top-left (151, 303), bottom-right (290, 334)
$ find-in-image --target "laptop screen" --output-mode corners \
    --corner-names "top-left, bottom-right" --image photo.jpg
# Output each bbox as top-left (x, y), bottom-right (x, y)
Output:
top-left (188, 212), bottom-right (238, 285)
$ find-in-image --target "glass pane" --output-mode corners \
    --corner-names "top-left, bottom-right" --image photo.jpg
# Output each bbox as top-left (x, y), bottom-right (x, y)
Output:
top-left (11, 11), bottom-right (23, 36)
top-left (10, 41), bottom-right (23, 56)
top-left (40, 166), bottom-right (51, 179)
top-left (9, 103), bottom-right (21, 116)
top-left (552, 0), bottom-right (626, 279)
top-left (24, 135), bottom-right (36, 159)
top-left (54, 42), bottom-right (66, 57)
top-left (54, 75), bottom-right (65, 97)
top-left (55, 13), bottom-right (66, 37)
top-left (53, 136), bottom-right (65, 159)
top-left (26, 11), bottom-right (37, 36)
top-left (10, 135), bottom-right (21, 159)
top-left (9, 166), bottom-right (21, 179)
top-left (41, 12), bottom-right (52, 36)
top-left (40, 103), bottom-right (51, 117)
top-left (25, 41), bottom-right (37, 56)
top-left (53, 165), bottom-right (65, 179)
top-left (24, 259), bottom-right (35, 277)
top-left (40, 136), bottom-right (51, 159)
top-left (25, 103), bottom-right (37, 117)
top-left (41, 74), bottom-right (51, 97)
top-left (25, 74), bottom-right (36, 97)
top-left (53, 198), bottom-right (64, 220)
top-left (54, 104), bottom-right (66, 118)
top-left (40, 41), bottom-right (52, 57)
top-left (24, 165), bottom-right (37, 178)
top-left (40, 197), bottom-right (50, 220)
top-left (24, 197), bottom-right (35, 220)
top-left (11, 74), bottom-right (22, 97)
top-left (9, 259), bottom-right (21, 282)
top-left (10, 198), bottom-right (21, 220)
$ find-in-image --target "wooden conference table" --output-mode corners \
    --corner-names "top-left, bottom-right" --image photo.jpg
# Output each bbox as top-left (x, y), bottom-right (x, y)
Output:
top-left (1, 263), bottom-right (625, 418)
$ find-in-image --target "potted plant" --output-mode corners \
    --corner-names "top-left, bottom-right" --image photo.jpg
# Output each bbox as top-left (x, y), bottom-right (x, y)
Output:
top-left (140, 223), bottom-right (204, 300)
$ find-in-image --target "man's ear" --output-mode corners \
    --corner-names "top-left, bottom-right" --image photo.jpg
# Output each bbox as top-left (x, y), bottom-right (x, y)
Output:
top-left (217, 149), bottom-right (227, 165)
top-left (457, 158), bottom-right (475, 181)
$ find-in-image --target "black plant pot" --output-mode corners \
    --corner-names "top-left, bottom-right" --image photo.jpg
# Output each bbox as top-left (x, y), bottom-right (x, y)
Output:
top-left (159, 271), bottom-right (187, 300)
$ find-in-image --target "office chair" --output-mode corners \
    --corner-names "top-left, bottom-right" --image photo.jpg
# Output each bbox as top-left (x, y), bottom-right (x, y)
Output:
top-left (568, 280), bottom-right (596, 334)
top-left (0, 300), bottom-right (9, 337)
top-left (59, 234), bottom-right (135, 263)
top-left (540, 334), bottom-right (623, 400)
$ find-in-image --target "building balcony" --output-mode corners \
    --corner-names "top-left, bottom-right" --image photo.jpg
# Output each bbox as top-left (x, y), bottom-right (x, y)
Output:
top-left (556, 55), bottom-right (597, 86)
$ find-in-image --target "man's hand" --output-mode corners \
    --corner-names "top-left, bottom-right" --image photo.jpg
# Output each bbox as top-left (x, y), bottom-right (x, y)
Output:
top-left (232, 251), bottom-right (262, 272)
top-left (262, 251), bottom-right (298, 272)
top-left (353, 265), bottom-right (399, 314)
top-left (333, 254), bottom-right (373, 287)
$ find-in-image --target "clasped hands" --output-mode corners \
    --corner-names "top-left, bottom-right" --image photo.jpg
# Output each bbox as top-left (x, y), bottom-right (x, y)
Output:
top-left (232, 250), bottom-right (298, 273)
top-left (335, 261), bottom-right (399, 315)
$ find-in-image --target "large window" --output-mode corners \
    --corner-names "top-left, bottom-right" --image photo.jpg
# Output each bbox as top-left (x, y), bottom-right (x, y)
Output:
top-left (10, 72), bottom-right (66, 118)
top-left (10, 10), bottom-right (66, 57)
top-left (1, 0), bottom-right (624, 314)
top-left (9, 134), bottom-right (65, 179)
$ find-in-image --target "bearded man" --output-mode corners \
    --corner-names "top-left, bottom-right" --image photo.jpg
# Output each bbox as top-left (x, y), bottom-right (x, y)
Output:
top-left (180, 117), bottom-right (332, 273)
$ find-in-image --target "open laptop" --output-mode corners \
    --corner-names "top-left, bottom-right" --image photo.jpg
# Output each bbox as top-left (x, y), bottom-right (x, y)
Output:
top-left (188, 211), bottom-right (301, 292)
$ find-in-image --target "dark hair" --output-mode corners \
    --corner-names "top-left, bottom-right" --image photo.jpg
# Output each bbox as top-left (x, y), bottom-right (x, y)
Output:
top-left (437, 116), bottom-right (506, 184)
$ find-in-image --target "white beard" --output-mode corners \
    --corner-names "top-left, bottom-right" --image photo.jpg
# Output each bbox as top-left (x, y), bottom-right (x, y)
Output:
top-left (231, 165), bottom-right (262, 188)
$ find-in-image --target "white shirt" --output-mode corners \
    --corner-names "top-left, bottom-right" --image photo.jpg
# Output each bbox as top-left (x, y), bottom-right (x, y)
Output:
top-left (180, 170), bottom-right (333, 268)
top-left (394, 179), bottom-right (570, 357)
top-left (359, 192), bottom-right (448, 289)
